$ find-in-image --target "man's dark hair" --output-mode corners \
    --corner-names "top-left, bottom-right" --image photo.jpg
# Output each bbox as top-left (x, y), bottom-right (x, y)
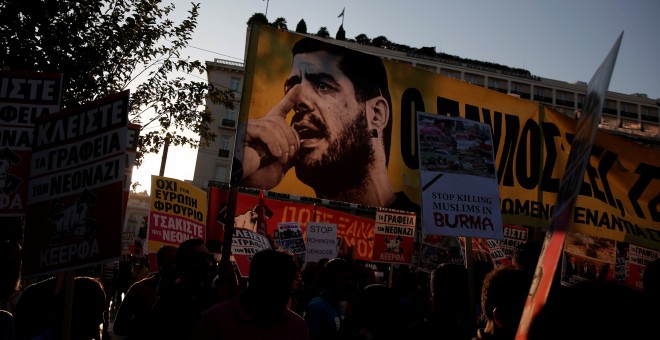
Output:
top-left (480, 265), bottom-right (529, 324)
top-left (430, 263), bottom-right (469, 313)
top-left (292, 37), bottom-right (393, 164)
top-left (248, 248), bottom-right (298, 290)
top-left (176, 238), bottom-right (209, 277)
top-left (319, 257), bottom-right (352, 289)
top-left (156, 245), bottom-right (177, 267)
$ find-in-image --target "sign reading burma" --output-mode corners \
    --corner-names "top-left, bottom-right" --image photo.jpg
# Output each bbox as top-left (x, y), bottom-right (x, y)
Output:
top-left (240, 25), bottom-right (659, 250)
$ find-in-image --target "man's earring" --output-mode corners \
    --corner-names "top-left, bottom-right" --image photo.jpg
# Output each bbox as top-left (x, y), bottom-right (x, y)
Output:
top-left (371, 129), bottom-right (378, 138)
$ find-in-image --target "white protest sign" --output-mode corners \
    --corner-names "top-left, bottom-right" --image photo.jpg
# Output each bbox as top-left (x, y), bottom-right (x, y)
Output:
top-left (417, 112), bottom-right (503, 240)
top-left (305, 222), bottom-right (338, 263)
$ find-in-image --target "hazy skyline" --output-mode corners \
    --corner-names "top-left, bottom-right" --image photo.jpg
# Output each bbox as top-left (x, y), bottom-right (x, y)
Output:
top-left (132, 0), bottom-right (660, 193)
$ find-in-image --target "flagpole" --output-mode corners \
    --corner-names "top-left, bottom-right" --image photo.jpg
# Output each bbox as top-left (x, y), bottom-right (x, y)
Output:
top-left (264, 0), bottom-right (269, 19)
top-left (339, 7), bottom-right (345, 26)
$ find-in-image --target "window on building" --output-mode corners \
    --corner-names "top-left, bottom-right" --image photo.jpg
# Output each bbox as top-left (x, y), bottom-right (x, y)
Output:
top-left (620, 102), bottom-right (638, 119)
top-left (603, 99), bottom-right (617, 116)
top-left (416, 64), bottom-right (437, 72)
top-left (219, 135), bottom-right (231, 150)
top-left (214, 165), bottom-right (228, 181)
top-left (440, 68), bottom-right (460, 79)
top-left (222, 109), bottom-right (237, 127)
top-left (229, 77), bottom-right (241, 91)
top-left (556, 90), bottom-right (574, 108)
top-left (534, 86), bottom-right (552, 103)
top-left (465, 73), bottom-right (484, 87)
top-left (511, 82), bottom-right (530, 99)
top-left (488, 77), bottom-right (507, 93)
top-left (577, 93), bottom-right (585, 109)
top-left (641, 106), bottom-right (658, 122)
top-left (217, 135), bottom-right (232, 158)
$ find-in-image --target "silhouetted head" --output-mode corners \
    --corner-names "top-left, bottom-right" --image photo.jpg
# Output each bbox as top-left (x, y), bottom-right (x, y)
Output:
top-left (246, 249), bottom-right (299, 312)
top-left (156, 245), bottom-right (178, 278)
top-left (480, 265), bottom-right (530, 336)
top-left (430, 263), bottom-right (469, 314)
top-left (319, 258), bottom-right (354, 300)
top-left (177, 238), bottom-right (212, 282)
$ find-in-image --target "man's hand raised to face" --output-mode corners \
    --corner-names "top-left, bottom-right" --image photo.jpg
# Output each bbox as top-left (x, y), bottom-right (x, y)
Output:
top-left (241, 85), bottom-right (302, 189)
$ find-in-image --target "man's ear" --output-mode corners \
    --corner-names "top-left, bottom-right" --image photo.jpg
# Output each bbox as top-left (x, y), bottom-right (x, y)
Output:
top-left (492, 307), bottom-right (510, 329)
top-left (367, 96), bottom-right (389, 131)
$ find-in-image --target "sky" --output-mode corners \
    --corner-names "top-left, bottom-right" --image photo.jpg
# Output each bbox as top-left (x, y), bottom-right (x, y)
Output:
top-left (131, 0), bottom-right (660, 193)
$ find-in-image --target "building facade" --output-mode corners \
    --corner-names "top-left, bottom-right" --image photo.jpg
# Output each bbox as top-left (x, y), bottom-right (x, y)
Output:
top-left (122, 191), bottom-right (151, 256)
top-left (191, 59), bottom-right (244, 190)
top-left (192, 35), bottom-right (659, 190)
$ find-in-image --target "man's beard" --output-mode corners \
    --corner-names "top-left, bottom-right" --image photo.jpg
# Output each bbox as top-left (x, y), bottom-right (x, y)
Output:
top-left (295, 110), bottom-right (375, 197)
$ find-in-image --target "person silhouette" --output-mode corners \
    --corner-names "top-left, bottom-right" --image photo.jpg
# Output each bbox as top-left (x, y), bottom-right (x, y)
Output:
top-left (112, 245), bottom-right (177, 339)
top-left (340, 283), bottom-right (407, 340)
top-left (13, 276), bottom-right (106, 340)
top-left (150, 239), bottom-right (218, 339)
top-left (304, 258), bottom-right (355, 340)
top-left (192, 248), bottom-right (308, 339)
top-left (473, 265), bottom-right (530, 340)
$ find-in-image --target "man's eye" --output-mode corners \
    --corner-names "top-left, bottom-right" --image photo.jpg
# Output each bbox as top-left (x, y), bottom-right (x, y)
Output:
top-left (317, 82), bottom-right (330, 92)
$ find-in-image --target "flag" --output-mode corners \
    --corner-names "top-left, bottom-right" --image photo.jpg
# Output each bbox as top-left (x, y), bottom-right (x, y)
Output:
top-left (515, 31), bottom-right (623, 339)
top-left (256, 189), bottom-right (267, 236)
top-left (338, 8), bottom-right (345, 18)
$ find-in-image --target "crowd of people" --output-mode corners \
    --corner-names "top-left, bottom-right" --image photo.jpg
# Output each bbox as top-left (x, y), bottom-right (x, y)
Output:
top-left (1, 237), bottom-right (659, 340)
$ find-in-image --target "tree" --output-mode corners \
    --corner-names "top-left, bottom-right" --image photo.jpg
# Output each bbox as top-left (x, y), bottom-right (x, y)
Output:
top-left (247, 13), bottom-right (269, 27)
top-left (316, 27), bottom-right (330, 38)
top-left (0, 0), bottom-right (234, 167)
top-left (271, 17), bottom-right (288, 30)
top-left (295, 19), bottom-right (307, 34)
top-left (336, 25), bottom-right (346, 40)
top-left (355, 33), bottom-right (371, 45)
top-left (416, 46), bottom-right (438, 57)
top-left (372, 36), bottom-right (391, 48)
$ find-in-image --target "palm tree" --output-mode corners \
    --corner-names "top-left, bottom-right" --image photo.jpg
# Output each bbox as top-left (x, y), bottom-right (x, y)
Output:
top-left (316, 26), bottom-right (330, 38)
top-left (272, 17), bottom-right (288, 30)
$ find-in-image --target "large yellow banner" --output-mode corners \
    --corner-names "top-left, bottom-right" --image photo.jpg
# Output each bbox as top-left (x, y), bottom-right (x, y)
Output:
top-left (238, 25), bottom-right (659, 249)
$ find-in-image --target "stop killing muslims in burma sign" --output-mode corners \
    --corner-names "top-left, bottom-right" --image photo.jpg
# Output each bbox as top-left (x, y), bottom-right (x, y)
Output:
top-left (417, 112), bottom-right (504, 240)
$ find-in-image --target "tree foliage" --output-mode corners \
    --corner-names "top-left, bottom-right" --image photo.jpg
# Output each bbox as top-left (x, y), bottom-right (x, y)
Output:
top-left (416, 46), bottom-right (438, 57)
top-left (316, 27), bottom-right (330, 38)
top-left (0, 0), bottom-right (235, 167)
top-left (247, 12), bottom-right (269, 27)
top-left (372, 36), bottom-right (391, 48)
top-left (272, 17), bottom-right (288, 30)
top-left (336, 25), bottom-right (346, 40)
top-left (355, 33), bottom-right (371, 45)
top-left (295, 19), bottom-right (307, 34)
